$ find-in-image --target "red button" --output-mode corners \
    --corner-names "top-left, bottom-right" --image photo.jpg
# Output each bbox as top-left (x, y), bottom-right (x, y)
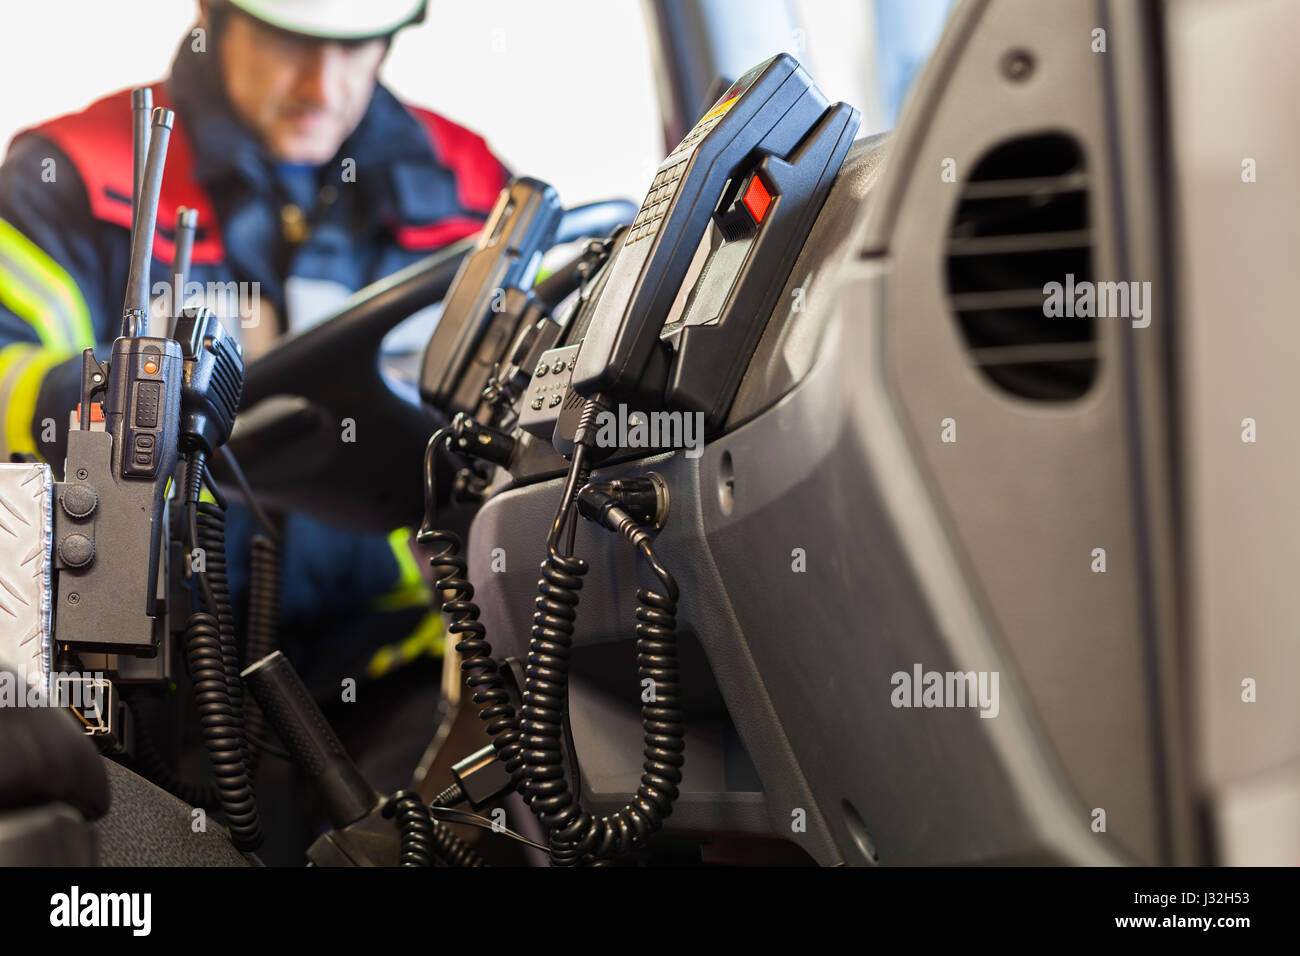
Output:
top-left (742, 174), bottom-right (772, 223)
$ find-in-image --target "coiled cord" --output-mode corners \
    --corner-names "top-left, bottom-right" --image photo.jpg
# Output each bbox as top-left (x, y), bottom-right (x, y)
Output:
top-left (418, 428), bottom-right (529, 792)
top-left (184, 455), bottom-right (263, 851)
top-left (522, 547), bottom-right (683, 864)
top-left (197, 502), bottom-right (246, 754)
top-left (430, 818), bottom-right (486, 867)
top-left (423, 528), bottom-right (526, 785)
top-left (388, 790), bottom-right (434, 867)
top-left (385, 790), bottom-right (487, 867)
top-left (519, 405), bottom-right (684, 864)
top-left (520, 546), bottom-right (588, 849)
top-left (244, 533), bottom-right (280, 772)
top-left (183, 610), bottom-right (262, 849)
top-left (418, 401), bottom-right (684, 866)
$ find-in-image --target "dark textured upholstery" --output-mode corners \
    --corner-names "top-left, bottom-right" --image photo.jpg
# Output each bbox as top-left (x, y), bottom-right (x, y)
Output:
top-left (93, 758), bottom-right (251, 866)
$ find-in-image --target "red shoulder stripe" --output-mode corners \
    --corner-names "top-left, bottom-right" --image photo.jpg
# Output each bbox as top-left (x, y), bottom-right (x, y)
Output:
top-left (393, 215), bottom-right (489, 251)
top-left (19, 84), bottom-right (224, 265)
top-left (404, 105), bottom-right (506, 215)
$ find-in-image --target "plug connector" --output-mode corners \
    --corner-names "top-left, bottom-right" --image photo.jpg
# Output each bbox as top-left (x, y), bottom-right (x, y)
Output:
top-left (576, 472), bottom-right (669, 530)
top-left (448, 744), bottom-right (514, 809)
top-left (448, 413), bottom-right (516, 468)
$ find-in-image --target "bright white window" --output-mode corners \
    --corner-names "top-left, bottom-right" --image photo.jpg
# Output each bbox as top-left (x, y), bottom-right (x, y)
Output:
top-left (0, 1), bottom-right (661, 207)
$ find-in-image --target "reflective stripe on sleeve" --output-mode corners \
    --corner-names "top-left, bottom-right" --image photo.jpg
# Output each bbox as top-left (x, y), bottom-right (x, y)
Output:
top-left (0, 343), bottom-right (72, 459)
top-left (0, 217), bottom-right (95, 351)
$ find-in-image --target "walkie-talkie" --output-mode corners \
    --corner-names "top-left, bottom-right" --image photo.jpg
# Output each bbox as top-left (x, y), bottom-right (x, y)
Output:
top-left (52, 106), bottom-right (183, 653)
top-left (419, 177), bottom-right (563, 414)
top-left (569, 54), bottom-right (859, 431)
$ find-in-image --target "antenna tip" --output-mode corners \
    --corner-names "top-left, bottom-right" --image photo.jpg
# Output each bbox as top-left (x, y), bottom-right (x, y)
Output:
top-left (151, 107), bottom-right (175, 130)
top-left (178, 207), bottom-right (198, 228)
top-left (132, 88), bottom-right (153, 109)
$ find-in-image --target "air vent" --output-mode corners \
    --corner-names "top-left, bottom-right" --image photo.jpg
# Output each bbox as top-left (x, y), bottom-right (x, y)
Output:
top-left (945, 133), bottom-right (1095, 400)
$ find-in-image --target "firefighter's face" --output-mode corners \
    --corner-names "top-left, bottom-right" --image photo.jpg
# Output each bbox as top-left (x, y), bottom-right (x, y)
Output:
top-left (216, 9), bottom-right (388, 164)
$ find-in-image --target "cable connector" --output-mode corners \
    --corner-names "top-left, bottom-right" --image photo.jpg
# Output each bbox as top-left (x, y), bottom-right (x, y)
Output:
top-left (446, 743), bottom-right (515, 809)
top-left (448, 413), bottom-right (517, 469)
top-left (571, 395), bottom-right (609, 451)
top-left (576, 473), bottom-right (669, 531)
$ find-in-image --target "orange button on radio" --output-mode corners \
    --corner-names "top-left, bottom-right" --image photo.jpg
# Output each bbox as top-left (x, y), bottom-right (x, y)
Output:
top-left (742, 174), bottom-right (772, 223)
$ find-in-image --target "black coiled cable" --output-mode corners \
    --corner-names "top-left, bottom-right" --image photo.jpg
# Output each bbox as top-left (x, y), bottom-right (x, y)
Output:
top-left (424, 528), bottom-right (526, 780)
top-left (183, 455), bottom-right (263, 851)
top-left (184, 610), bottom-right (262, 849)
top-left (430, 818), bottom-right (486, 867)
top-left (418, 429), bottom-right (528, 792)
top-left (520, 545), bottom-right (588, 845)
top-left (522, 544), bottom-right (683, 863)
top-left (418, 401), bottom-right (683, 865)
top-left (244, 533), bottom-right (280, 772)
top-left (388, 790), bottom-right (434, 867)
top-left (198, 502), bottom-right (246, 754)
top-left (519, 402), bottom-right (684, 864)
top-left (385, 790), bottom-right (487, 867)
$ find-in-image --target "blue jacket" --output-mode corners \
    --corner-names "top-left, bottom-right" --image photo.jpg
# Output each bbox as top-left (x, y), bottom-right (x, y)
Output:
top-left (0, 38), bottom-right (508, 680)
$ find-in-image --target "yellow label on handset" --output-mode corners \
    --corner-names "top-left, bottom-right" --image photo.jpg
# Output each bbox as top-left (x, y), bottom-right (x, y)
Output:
top-left (701, 95), bottom-right (739, 123)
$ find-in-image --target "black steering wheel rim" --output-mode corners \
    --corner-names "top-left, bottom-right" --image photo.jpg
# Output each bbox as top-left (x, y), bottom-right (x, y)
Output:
top-left (226, 198), bottom-right (635, 533)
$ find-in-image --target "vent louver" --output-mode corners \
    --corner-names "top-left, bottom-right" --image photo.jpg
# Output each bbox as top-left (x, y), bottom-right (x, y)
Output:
top-left (945, 133), bottom-right (1095, 400)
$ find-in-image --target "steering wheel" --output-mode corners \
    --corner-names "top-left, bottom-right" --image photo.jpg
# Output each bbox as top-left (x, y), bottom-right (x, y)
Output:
top-left (225, 199), bottom-right (636, 532)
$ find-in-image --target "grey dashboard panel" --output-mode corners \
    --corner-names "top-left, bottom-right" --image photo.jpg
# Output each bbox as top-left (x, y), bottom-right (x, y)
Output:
top-left (467, 251), bottom-right (1117, 864)
top-left (460, 0), bottom-right (1244, 865)
top-left (856, 0), bottom-right (1190, 863)
top-left (464, 124), bottom-right (1120, 862)
top-left (1164, 0), bottom-right (1300, 865)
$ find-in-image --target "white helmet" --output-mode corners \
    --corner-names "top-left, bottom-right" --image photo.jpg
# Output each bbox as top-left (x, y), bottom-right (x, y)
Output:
top-left (220, 0), bottom-right (427, 41)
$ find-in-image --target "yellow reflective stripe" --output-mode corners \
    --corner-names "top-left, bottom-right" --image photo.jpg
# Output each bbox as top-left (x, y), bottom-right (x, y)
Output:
top-left (0, 342), bottom-right (33, 377)
top-left (400, 613), bottom-right (445, 659)
top-left (373, 526), bottom-right (431, 611)
top-left (0, 343), bottom-right (72, 458)
top-left (389, 526), bottom-right (422, 590)
top-left (165, 475), bottom-right (216, 505)
top-left (0, 258), bottom-right (60, 348)
top-left (0, 344), bottom-right (36, 423)
top-left (366, 646), bottom-right (397, 679)
top-left (373, 587), bottom-right (433, 613)
top-left (365, 610), bottom-right (445, 680)
top-left (18, 233), bottom-right (95, 348)
top-left (0, 218), bottom-right (94, 350)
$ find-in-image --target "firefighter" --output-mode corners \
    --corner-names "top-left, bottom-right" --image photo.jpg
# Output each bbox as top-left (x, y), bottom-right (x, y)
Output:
top-left (0, 1), bottom-right (508, 715)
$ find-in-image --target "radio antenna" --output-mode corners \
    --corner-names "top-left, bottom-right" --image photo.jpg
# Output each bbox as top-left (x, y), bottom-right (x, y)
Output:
top-left (172, 206), bottom-right (198, 329)
top-left (130, 88), bottom-right (152, 250)
top-left (121, 107), bottom-right (173, 338)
